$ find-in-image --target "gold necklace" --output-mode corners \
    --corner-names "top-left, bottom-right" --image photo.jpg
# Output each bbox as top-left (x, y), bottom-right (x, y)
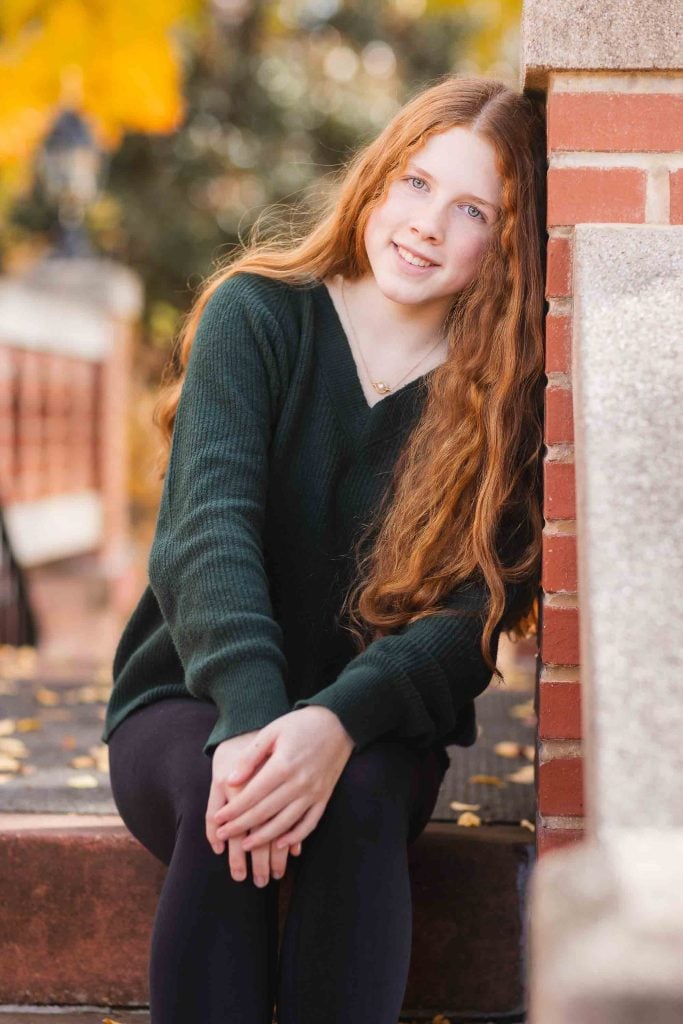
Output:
top-left (339, 278), bottom-right (446, 396)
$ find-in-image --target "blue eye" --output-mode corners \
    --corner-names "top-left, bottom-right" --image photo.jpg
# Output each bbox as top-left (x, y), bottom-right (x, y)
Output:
top-left (463, 204), bottom-right (484, 221)
top-left (408, 176), bottom-right (428, 190)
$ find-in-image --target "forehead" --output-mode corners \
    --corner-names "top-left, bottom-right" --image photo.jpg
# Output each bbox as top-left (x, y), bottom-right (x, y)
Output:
top-left (403, 126), bottom-right (502, 198)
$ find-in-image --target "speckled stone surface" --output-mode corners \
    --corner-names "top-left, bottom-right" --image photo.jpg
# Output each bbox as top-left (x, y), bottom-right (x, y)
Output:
top-left (529, 831), bottom-right (683, 1022)
top-left (521, 0), bottom-right (683, 85)
top-left (572, 225), bottom-right (683, 836)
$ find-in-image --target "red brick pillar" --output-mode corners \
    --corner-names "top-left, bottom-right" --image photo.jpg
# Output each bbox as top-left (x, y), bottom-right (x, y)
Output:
top-left (522, 4), bottom-right (683, 858)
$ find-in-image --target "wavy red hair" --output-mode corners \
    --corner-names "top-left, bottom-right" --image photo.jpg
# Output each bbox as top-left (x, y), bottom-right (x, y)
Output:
top-left (154, 75), bottom-right (547, 678)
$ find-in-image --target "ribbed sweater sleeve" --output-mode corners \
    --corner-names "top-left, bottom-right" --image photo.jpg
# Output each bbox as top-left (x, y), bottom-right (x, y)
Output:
top-left (147, 276), bottom-right (291, 757)
top-left (293, 577), bottom-right (521, 752)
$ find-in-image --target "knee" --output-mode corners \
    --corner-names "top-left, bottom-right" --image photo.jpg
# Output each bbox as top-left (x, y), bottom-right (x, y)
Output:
top-left (325, 741), bottom-right (417, 839)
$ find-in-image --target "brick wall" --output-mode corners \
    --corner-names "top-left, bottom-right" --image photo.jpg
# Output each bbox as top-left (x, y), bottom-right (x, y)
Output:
top-left (537, 73), bottom-right (683, 856)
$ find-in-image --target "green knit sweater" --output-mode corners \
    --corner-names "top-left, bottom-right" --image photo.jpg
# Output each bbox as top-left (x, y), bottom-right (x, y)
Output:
top-left (102, 271), bottom-right (523, 759)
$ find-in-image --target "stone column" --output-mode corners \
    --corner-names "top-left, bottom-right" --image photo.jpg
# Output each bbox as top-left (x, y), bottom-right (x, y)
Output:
top-left (521, 1), bottom-right (683, 1020)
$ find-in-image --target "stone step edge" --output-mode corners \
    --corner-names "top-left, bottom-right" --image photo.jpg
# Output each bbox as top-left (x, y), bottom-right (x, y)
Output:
top-left (0, 813), bottom-right (534, 844)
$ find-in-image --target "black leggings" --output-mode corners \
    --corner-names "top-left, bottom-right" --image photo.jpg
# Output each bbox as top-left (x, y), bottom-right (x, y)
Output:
top-left (108, 697), bottom-right (450, 1024)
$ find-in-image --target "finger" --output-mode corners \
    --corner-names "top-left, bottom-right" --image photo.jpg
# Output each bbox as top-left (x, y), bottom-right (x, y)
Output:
top-left (240, 798), bottom-right (310, 851)
top-left (228, 833), bottom-right (248, 883)
top-left (205, 778), bottom-right (227, 854)
top-left (215, 759), bottom-right (293, 825)
top-left (225, 730), bottom-right (276, 788)
top-left (249, 841), bottom-right (270, 889)
top-left (291, 841), bottom-right (303, 856)
top-left (275, 804), bottom-right (323, 849)
top-left (269, 840), bottom-right (289, 880)
top-left (217, 782), bottom-right (297, 839)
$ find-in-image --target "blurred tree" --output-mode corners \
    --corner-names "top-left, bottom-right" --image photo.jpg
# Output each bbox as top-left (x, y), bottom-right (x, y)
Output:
top-left (2, 0), bottom-right (521, 334)
top-left (1, 0), bottom-right (522, 534)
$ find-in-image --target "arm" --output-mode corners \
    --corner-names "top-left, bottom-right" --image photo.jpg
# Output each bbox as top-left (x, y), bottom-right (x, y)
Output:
top-left (147, 275), bottom-right (291, 758)
top-left (292, 576), bottom-right (524, 752)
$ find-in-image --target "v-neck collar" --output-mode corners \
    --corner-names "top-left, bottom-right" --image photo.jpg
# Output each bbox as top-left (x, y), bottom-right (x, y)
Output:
top-left (311, 279), bottom-right (436, 449)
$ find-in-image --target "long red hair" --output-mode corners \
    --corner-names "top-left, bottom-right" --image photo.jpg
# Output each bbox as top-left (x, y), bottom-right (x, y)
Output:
top-left (155, 75), bottom-right (546, 677)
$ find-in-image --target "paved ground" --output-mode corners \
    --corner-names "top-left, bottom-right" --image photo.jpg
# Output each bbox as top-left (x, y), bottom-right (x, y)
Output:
top-left (0, 634), bottom-right (537, 824)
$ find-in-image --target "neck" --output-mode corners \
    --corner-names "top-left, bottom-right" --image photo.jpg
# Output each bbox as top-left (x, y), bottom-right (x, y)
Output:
top-left (340, 274), bottom-right (449, 357)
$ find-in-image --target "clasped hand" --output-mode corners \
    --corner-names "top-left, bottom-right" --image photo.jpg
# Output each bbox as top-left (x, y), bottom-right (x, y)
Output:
top-left (205, 706), bottom-right (355, 886)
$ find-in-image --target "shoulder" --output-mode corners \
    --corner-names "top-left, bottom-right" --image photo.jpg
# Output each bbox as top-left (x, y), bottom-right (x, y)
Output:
top-left (203, 271), bottom-right (314, 340)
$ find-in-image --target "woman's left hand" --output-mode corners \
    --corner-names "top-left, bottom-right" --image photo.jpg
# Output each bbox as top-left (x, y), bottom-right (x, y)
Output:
top-left (212, 706), bottom-right (355, 852)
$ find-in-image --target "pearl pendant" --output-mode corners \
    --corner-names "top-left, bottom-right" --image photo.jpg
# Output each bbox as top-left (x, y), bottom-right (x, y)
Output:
top-left (372, 380), bottom-right (392, 394)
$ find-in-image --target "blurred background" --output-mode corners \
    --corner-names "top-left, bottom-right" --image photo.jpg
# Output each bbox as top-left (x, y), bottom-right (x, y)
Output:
top-left (0, 2), bottom-right (532, 792)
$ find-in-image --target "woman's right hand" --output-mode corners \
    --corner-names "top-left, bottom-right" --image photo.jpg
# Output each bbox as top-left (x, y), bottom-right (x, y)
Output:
top-left (206, 731), bottom-right (301, 886)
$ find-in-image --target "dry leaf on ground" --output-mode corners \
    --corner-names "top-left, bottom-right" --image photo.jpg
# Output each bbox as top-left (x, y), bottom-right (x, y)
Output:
top-left (70, 755), bottom-right (96, 769)
top-left (457, 811), bottom-right (482, 827)
top-left (494, 740), bottom-right (525, 758)
top-left (35, 688), bottom-right (60, 706)
top-left (506, 765), bottom-right (535, 784)
top-left (89, 744), bottom-right (109, 772)
top-left (16, 718), bottom-right (42, 732)
top-left (67, 774), bottom-right (99, 788)
top-left (449, 800), bottom-right (481, 812)
top-left (0, 754), bottom-right (21, 773)
top-left (520, 819), bottom-right (536, 832)
top-left (468, 773), bottom-right (507, 788)
top-left (0, 737), bottom-right (28, 758)
top-left (0, 719), bottom-right (17, 736)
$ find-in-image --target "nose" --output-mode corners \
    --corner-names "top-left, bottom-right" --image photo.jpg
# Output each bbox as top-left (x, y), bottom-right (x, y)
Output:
top-left (409, 198), bottom-right (446, 244)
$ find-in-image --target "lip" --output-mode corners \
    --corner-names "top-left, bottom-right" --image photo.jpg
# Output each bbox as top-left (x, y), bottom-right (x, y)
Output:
top-left (391, 241), bottom-right (439, 273)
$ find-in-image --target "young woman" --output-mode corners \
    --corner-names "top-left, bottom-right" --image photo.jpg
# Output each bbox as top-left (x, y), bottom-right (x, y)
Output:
top-left (103, 75), bottom-right (545, 1024)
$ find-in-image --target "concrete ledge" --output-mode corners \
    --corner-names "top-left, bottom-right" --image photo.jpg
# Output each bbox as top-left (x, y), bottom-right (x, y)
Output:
top-left (522, 0), bottom-right (683, 88)
top-left (0, 816), bottom-right (533, 1018)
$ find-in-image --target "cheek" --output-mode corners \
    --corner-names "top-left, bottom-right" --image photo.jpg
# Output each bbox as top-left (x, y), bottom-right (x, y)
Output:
top-left (451, 228), bottom-right (491, 276)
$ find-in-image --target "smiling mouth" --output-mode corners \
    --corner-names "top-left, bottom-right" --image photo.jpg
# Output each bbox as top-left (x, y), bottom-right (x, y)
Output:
top-left (393, 243), bottom-right (437, 268)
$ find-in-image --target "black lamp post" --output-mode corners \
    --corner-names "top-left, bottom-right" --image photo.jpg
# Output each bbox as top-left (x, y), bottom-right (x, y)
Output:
top-left (36, 108), bottom-right (103, 258)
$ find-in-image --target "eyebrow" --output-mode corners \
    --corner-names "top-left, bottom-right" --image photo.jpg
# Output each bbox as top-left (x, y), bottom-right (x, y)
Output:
top-left (407, 163), bottom-right (501, 213)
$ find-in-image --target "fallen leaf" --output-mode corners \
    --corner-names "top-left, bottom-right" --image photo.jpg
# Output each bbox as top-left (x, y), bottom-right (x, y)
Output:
top-left (449, 800), bottom-right (481, 812)
top-left (494, 740), bottom-right (525, 758)
top-left (0, 718), bottom-right (16, 736)
top-left (89, 744), bottom-right (109, 772)
top-left (506, 765), bottom-right (535, 784)
top-left (457, 811), bottom-right (481, 827)
top-left (523, 744), bottom-right (535, 761)
top-left (0, 754), bottom-right (21, 773)
top-left (70, 755), bottom-right (96, 769)
top-left (0, 737), bottom-right (28, 758)
top-left (509, 700), bottom-right (535, 719)
top-left (60, 735), bottom-right (78, 750)
top-left (16, 718), bottom-right (42, 733)
top-left (520, 819), bottom-right (536, 832)
top-left (468, 773), bottom-right (506, 788)
top-left (0, 774), bottom-right (13, 784)
top-left (432, 1015), bottom-right (451, 1024)
top-left (35, 688), bottom-right (60, 707)
top-left (67, 774), bottom-right (98, 788)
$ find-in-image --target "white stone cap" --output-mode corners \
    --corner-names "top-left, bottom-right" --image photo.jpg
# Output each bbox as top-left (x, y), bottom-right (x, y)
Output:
top-left (529, 831), bottom-right (683, 1021)
top-left (521, 0), bottom-right (683, 88)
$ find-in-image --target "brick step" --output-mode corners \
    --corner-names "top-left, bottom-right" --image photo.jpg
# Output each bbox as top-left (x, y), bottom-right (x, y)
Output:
top-left (0, 815), bottom-right (532, 1021)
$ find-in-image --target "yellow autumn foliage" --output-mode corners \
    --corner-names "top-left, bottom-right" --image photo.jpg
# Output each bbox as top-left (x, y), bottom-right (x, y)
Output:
top-left (0, 0), bottom-right (203, 190)
top-left (428, 0), bottom-right (522, 73)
